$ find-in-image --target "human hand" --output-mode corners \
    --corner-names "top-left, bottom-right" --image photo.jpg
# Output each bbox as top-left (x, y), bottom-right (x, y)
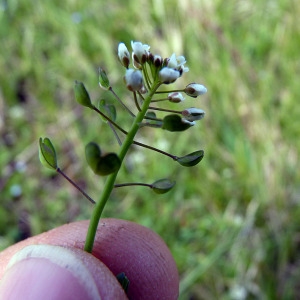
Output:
top-left (0, 219), bottom-right (179, 299)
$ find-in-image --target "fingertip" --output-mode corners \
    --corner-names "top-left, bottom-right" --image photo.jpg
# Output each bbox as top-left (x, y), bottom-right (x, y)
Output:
top-left (0, 245), bottom-right (127, 300)
top-left (0, 219), bottom-right (179, 299)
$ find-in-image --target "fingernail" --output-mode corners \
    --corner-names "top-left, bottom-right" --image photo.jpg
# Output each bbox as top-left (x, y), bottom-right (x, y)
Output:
top-left (0, 245), bottom-right (100, 300)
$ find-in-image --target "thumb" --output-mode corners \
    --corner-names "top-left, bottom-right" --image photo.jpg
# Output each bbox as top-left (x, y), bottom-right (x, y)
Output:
top-left (0, 244), bottom-right (127, 300)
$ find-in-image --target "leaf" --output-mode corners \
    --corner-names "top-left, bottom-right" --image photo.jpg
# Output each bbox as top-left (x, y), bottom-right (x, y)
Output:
top-left (145, 111), bottom-right (157, 119)
top-left (162, 114), bottom-right (193, 132)
top-left (177, 150), bottom-right (204, 167)
top-left (151, 179), bottom-right (176, 194)
top-left (74, 81), bottom-right (93, 108)
top-left (39, 137), bottom-right (57, 170)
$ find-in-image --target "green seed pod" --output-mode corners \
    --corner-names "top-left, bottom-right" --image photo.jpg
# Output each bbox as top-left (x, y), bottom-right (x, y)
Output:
top-left (98, 99), bottom-right (117, 122)
top-left (162, 114), bottom-right (193, 132)
top-left (74, 81), bottom-right (93, 108)
top-left (85, 142), bottom-right (101, 173)
top-left (85, 142), bottom-right (121, 176)
top-left (152, 179), bottom-right (176, 194)
top-left (39, 137), bottom-right (58, 170)
top-left (177, 150), bottom-right (204, 167)
top-left (99, 68), bottom-right (110, 90)
top-left (95, 153), bottom-right (121, 176)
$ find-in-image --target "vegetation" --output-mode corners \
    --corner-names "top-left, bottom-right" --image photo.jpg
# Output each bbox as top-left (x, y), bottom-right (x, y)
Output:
top-left (1, 0), bottom-right (299, 298)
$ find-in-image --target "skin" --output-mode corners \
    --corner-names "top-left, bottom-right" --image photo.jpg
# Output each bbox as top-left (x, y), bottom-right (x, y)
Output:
top-left (0, 219), bottom-right (179, 300)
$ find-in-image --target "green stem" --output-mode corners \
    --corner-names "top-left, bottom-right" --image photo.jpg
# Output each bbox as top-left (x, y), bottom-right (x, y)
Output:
top-left (109, 87), bottom-right (135, 117)
top-left (114, 182), bottom-right (151, 188)
top-left (148, 106), bottom-right (182, 114)
top-left (151, 98), bottom-right (168, 103)
top-left (133, 92), bottom-right (141, 111)
top-left (133, 140), bottom-right (177, 160)
top-left (142, 64), bottom-right (152, 90)
top-left (57, 168), bottom-right (96, 204)
top-left (92, 105), bottom-right (127, 135)
top-left (155, 89), bottom-right (183, 94)
top-left (84, 81), bottom-right (161, 252)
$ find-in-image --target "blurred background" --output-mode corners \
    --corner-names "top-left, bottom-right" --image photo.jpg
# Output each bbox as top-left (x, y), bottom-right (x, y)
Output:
top-left (1, 0), bottom-right (300, 298)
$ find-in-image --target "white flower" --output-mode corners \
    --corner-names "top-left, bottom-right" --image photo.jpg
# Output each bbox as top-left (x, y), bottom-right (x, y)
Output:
top-left (139, 85), bottom-right (147, 94)
top-left (168, 92), bottom-right (185, 103)
top-left (124, 69), bottom-right (144, 91)
top-left (118, 43), bottom-right (130, 68)
top-left (184, 83), bottom-right (207, 98)
top-left (159, 67), bottom-right (180, 84)
top-left (132, 55), bottom-right (142, 69)
top-left (182, 108), bottom-right (205, 121)
top-left (181, 119), bottom-right (196, 126)
top-left (131, 41), bottom-right (150, 64)
top-left (167, 53), bottom-right (185, 68)
top-left (167, 53), bottom-right (189, 73)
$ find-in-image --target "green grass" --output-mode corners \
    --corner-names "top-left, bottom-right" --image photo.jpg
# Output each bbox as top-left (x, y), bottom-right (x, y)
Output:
top-left (1, 0), bottom-right (300, 298)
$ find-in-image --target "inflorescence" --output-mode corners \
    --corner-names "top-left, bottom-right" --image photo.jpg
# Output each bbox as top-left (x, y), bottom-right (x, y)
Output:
top-left (39, 40), bottom-right (208, 253)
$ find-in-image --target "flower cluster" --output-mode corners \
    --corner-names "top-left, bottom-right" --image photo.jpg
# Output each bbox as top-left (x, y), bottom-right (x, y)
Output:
top-left (39, 39), bottom-right (208, 259)
top-left (117, 40), bottom-right (207, 129)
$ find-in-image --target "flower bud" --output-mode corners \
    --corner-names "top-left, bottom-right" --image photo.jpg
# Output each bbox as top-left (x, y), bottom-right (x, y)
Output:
top-left (182, 108), bottom-right (205, 121)
top-left (124, 69), bottom-right (144, 91)
top-left (148, 53), bottom-right (154, 63)
top-left (162, 57), bottom-right (169, 67)
top-left (131, 41), bottom-right (150, 64)
top-left (168, 92), bottom-right (185, 103)
top-left (140, 85), bottom-right (147, 94)
top-left (153, 55), bottom-right (163, 68)
top-left (118, 43), bottom-right (130, 68)
top-left (184, 83), bottom-right (207, 98)
top-left (159, 67), bottom-right (180, 84)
